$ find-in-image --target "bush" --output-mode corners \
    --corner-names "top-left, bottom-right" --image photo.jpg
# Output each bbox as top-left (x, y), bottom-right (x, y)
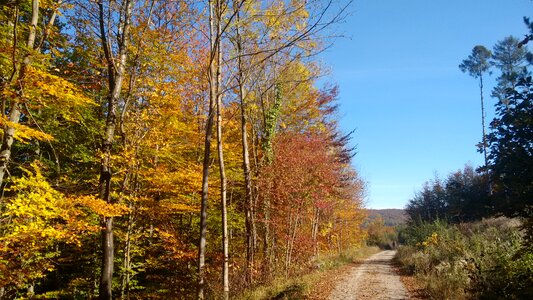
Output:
top-left (396, 218), bottom-right (533, 299)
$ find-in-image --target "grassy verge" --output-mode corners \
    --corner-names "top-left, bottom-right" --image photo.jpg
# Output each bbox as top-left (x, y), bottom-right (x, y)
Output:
top-left (236, 246), bottom-right (380, 300)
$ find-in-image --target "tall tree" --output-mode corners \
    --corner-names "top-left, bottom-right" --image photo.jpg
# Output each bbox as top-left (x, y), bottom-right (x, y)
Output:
top-left (459, 45), bottom-right (492, 168)
top-left (198, 0), bottom-right (221, 298)
top-left (214, 1), bottom-right (230, 297)
top-left (231, 0), bottom-right (257, 284)
top-left (96, 0), bottom-right (134, 298)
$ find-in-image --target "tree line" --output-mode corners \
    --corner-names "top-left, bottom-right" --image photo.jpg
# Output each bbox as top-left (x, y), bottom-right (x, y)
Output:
top-left (0, 0), bottom-right (365, 299)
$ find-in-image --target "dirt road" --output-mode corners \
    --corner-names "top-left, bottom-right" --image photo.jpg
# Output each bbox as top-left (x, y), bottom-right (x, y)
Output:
top-left (327, 250), bottom-right (409, 300)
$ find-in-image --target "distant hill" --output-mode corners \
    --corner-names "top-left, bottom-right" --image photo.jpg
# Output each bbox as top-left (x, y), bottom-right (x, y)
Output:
top-left (364, 209), bottom-right (408, 227)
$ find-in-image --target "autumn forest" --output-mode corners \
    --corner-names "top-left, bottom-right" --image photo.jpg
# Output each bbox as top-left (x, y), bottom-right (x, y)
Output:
top-left (0, 0), bottom-right (367, 299)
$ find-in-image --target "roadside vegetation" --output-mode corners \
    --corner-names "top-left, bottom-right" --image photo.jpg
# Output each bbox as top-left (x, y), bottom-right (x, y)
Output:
top-left (397, 18), bottom-right (533, 300)
top-left (396, 219), bottom-right (532, 299)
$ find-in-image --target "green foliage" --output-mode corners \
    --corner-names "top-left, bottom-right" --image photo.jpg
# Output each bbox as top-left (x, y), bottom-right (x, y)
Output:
top-left (487, 75), bottom-right (533, 218)
top-left (459, 45), bottom-right (492, 78)
top-left (490, 36), bottom-right (530, 100)
top-left (397, 219), bottom-right (447, 247)
top-left (262, 82), bottom-right (283, 163)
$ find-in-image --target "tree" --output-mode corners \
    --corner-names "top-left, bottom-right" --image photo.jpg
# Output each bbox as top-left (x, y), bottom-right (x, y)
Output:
top-left (487, 75), bottom-right (532, 217)
top-left (405, 166), bottom-right (491, 224)
top-left (491, 36), bottom-right (530, 100)
top-left (95, 0), bottom-right (134, 298)
top-left (518, 17), bottom-right (533, 48)
top-left (459, 45), bottom-right (492, 168)
top-left (0, 0), bottom-right (361, 297)
top-left (198, 0), bottom-right (223, 298)
top-left (0, 163), bottom-right (100, 297)
top-left (0, 0), bottom-right (71, 188)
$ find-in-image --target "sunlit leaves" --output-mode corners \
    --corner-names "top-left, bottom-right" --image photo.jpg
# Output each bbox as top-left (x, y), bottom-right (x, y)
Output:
top-left (0, 162), bottom-right (98, 288)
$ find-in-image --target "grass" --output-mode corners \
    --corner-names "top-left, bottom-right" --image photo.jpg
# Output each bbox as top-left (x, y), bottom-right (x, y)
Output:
top-left (236, 246), bottom-right (380, 300)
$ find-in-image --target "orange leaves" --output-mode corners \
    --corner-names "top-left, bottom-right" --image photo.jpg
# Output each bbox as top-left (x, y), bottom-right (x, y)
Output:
top-left (74, 195), bottom-right (130, 217)
top-left (154, 228), bottom-right (196, 260)
top-left (258, 131), bottom-right (365, 263)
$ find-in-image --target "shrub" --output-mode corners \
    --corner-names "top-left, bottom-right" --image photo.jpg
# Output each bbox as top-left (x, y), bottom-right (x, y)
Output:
top-left (396, 218), bottom-right (532, 299)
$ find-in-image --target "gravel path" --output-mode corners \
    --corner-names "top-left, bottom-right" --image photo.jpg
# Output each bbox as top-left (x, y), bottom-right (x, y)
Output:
top-left (327, 250), bottom-right (409, 300)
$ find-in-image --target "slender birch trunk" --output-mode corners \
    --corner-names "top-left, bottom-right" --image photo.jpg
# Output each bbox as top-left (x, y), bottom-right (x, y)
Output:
top-left (479, 75), bottom-right (488, 168)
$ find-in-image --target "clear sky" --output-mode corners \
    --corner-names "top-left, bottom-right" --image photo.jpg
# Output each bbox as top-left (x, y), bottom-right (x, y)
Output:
top-left (320, 0), bottom-right (532, 209)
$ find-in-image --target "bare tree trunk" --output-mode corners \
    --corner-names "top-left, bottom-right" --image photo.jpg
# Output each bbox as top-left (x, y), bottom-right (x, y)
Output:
top-left (97, 1), bottom-right (133, 299)
top-left (286, 204), bottom-right (302, 275)
top-left (120, 204), bottom-right (134, 299)
top-left (479, 75), bottom-right (488, 168)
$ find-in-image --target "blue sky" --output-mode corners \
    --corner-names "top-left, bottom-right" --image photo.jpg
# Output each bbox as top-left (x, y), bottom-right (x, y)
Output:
top-left (320, 0), bottom-right (532, 209)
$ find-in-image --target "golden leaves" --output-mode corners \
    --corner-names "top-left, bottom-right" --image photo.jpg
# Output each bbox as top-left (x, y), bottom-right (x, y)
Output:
top-left (0, 162), bottom-right (100, 287)
top-left (0, 115), bottom-right (54, 143)
top-left (74, 195), bottom-right (130, 217)
top-left (25, 66), bottom-right (96, 123)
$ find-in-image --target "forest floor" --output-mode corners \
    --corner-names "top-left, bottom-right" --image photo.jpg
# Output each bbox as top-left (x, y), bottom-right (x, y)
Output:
top-left (307, 250), bottom-right (416, 300)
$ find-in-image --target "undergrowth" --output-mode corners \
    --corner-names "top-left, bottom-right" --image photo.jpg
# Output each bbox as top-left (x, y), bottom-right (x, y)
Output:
top-left (395, 218), bottom-right (533, 299)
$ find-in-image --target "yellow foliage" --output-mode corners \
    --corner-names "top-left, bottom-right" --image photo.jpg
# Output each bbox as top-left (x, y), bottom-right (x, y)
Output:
top-left (158, 199), bottom-right (199, 214)
top-left (0, 115), bottom-right (54, 143)
top-left (419, 232), bottom-right (439, 248)
top-left (25, 66), bottom-right (96, 122)
top-left (0, 162), bottom-right (98, 288)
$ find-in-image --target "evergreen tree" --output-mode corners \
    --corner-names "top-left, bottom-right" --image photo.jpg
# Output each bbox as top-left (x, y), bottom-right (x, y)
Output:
top-left (487, 75), bottom-right (533, 217)
top-left (490, 36), bottom-right (530, 101)
top-left (460, 46), bottom-right (492, 168)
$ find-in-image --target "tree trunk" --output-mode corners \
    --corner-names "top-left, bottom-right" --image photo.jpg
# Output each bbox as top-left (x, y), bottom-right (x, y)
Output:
top-left (215, 2), bottom-right (229, 297)
top-left (234, 6), bottom-right (255, 285)
top-left (0, 0), bottom-right (39, 188)
top-left (312, 208), bottom-right (320, 256)
top-left (97, 1), bottom-right (133, 299)
top-left (120, 204), bottom-right (134, 299)
top-left (479, 75), bottom-right (488, 168)
top-left (197, 1), bottom-right (219, 298)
